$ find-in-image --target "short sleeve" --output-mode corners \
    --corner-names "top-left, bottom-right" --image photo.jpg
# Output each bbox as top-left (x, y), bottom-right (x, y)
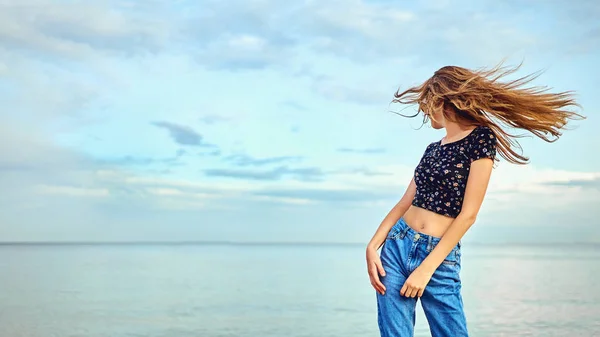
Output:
top-left (423, 141), bottom-right (437, 155)
top-left (469, 126), bottom-right (497, 162)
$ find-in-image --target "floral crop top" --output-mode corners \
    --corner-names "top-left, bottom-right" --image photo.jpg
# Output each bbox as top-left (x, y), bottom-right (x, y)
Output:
top-left (412, 125), bottom-right (497, 218)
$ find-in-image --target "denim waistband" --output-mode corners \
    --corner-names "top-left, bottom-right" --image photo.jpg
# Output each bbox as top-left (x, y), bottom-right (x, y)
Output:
top-left (392, 217), bottom-right (461, 249)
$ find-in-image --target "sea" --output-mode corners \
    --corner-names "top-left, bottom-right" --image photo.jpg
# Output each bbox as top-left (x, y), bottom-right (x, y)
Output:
top-left (0, 242), bottom-right (599, 337)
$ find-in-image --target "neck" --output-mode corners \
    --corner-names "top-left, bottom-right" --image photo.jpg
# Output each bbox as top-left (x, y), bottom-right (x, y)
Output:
top-left (444, 122), bottom-right (470, 136)
top-left (443, 122), bottom-right (477, 142)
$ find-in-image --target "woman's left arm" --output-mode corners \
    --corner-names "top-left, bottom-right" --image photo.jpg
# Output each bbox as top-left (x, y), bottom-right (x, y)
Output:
top-left (400, 158), bottom-right (494, 298)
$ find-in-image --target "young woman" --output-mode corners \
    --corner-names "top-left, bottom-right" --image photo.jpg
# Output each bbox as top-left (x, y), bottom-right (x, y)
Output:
top-left (366, 64), bottom-right (583, 336)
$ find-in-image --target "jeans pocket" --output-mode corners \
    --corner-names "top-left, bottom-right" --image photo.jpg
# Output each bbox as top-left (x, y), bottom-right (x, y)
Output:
top-left (442, 259), bottom-right (457, 266)
top-left (386, 223), bottom-right (402, 240)
top-left (441, 247), bottom-right (460, 266)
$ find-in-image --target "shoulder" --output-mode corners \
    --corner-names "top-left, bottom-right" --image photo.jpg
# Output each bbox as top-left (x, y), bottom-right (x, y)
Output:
top-left (423, 140), bottom-right (439, 154)
top-left (472, 125), bottom-right (497, 145)
top-left (475, 125), bottom-right (495, 137)
top-left (467, 125), bottom-right (497, 161)
top-left (416, 141), bottom-right (439, 161)
top-left (426, 140), bottom-right (439, 149)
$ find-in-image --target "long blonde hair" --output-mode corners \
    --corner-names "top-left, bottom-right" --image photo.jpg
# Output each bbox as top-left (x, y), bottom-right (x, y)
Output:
top-left (391, 63), bottom-right (584, 164)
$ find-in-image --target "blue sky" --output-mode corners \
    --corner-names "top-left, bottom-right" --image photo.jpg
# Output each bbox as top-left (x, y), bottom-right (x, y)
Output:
top-left (1, 0), bottom-right (599, 244)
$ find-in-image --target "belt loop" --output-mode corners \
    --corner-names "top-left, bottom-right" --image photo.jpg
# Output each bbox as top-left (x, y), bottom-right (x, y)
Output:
top-left (427, 236), bottom-right (433, 252)
top-left (399, 226), bottom-right (409, 239)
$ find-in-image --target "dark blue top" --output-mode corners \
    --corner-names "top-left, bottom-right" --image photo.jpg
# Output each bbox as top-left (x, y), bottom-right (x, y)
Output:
top-left (412, 125), bottom-right (498, 218)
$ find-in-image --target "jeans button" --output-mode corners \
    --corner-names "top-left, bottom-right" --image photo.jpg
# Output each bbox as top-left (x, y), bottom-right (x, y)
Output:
top-left (414, 233), bottom-right (420, 240)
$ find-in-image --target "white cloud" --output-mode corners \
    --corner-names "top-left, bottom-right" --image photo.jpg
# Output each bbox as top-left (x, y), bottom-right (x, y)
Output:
top-left (489, 164), bottom-right (600, 192)
top-left (0, 0), bottom-right (597, 243)
top-left (35, 185), bottom-right (110, 197)
top-left (228, 34), bottom-right (268, 51)
top-left (0, 0), bottom-right (171, 58)
top-left (307, 0), bottom-right (415, 38)
top-left (1, 0), bottom-right (596, 72)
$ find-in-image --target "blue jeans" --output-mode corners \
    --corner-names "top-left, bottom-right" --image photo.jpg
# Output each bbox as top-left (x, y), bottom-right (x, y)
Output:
top-left (376, 218), bottom-right (468, 337)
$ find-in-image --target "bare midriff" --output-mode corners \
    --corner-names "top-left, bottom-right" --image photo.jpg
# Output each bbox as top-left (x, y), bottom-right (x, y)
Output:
top-left (402, 205), bottom-right (456, 238)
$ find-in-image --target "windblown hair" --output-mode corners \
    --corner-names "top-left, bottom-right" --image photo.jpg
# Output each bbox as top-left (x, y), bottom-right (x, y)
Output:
top-left (392, 63), bottom-right (584, 164)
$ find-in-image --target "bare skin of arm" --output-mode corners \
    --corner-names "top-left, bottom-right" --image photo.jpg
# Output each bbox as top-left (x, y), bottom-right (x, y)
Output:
top-left (400, 158), bottom-right (494, 298)
top-left (366, 178), bottom-right (417, 295)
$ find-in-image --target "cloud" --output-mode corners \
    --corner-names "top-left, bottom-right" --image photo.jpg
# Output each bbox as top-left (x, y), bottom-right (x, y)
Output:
top-left (178, 0), bottom-right (581, 70)
top-left (199, 149), bottom-right (222, 157)
top-left (151, 121), bottom-right (215, 147)
top-left (0, 125), bottom-right (122, 241)
top-left (0, 0), bottom-right (172, 59)
top-left (542, 176), bottom-right (600, 190)
top-left (2, 0), bottom-right (595, 76)
top-left (197, 33), bottom-right (295, 70)
top-left (487, 165), bottom-right (600, 193)
top-left (0, 123), bottom-right (93, 174)
top-left (0, 56), bottom-right (104, 124)
top-left (203, 166), bottom-right (325, 181)
top-left (337, 147), bottom-right (386, 155)
top-left (252, 187), bottom-right (398, 204)
top-left (2, 120), bottom-right (599, 243)
top-left (333, 167), bottom-right (392, 177)
top-left (35, 185), bottom-right (110, 198)
top-left (178, 0), bottom-right (415, 69)
top-left (3, 0), bottom-right (596, 73)
top-left (223, 154), bottom-right (302, 167)
top-left (311, 74), bottom-right (397, 105)
top-left (100, 150), bottom-right (187, 167)
top-left (199, 114), bottom-right (230, 125)
top-left (0, 0), bottom-right (598, 245)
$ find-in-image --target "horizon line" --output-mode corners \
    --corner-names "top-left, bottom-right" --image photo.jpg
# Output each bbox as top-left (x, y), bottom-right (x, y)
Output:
top-left (0, 240), bottom-right (599, 247)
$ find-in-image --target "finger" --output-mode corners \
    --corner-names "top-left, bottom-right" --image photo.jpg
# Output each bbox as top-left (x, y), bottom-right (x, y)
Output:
top-left (371, 280), bottom-right (385, 295)
top-left (370, 263), bottom-right (386, 291)
top-left (400, 283), bottom-right (407, 297)
top-left (368, 269), bottom-right (383, 294)
top-left (376, 260), bottom-right (386, 277)
top-left (370, 280), bottom-right (381, 293)
top-left (410, 287), bottom-right (419, 298)
top-left (417, 288), bottom-right (425, 298)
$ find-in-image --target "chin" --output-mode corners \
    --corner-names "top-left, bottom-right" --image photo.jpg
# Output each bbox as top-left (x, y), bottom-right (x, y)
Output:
top-left (430, 122), bottom-right (444, 129)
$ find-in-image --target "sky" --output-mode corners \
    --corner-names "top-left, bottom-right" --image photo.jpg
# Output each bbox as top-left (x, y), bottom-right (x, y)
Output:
top-left (0, 0), bottom-right (599, 244)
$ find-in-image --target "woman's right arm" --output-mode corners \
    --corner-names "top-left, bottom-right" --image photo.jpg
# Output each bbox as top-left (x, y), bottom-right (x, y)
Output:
top-left (367, 178), bottom-right (417, 250)
top-left (366, 178), bottom-right (417, 295)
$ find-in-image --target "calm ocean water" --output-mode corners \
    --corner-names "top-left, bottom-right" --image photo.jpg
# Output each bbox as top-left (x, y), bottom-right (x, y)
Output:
top-left (0, 243), bottom-right (599, 337)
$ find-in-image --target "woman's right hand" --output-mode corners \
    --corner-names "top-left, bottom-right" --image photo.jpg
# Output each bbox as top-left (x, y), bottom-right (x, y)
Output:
top-left (366, 246), bottom-right (386, 295)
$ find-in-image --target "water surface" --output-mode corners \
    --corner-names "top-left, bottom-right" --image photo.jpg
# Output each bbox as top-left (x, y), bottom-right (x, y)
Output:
top-left (0, 243), bottom-right (598, 337)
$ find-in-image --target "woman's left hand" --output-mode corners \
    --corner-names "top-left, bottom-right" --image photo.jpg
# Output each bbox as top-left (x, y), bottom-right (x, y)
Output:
top-left (400, 266), bottom-right (433, 298)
